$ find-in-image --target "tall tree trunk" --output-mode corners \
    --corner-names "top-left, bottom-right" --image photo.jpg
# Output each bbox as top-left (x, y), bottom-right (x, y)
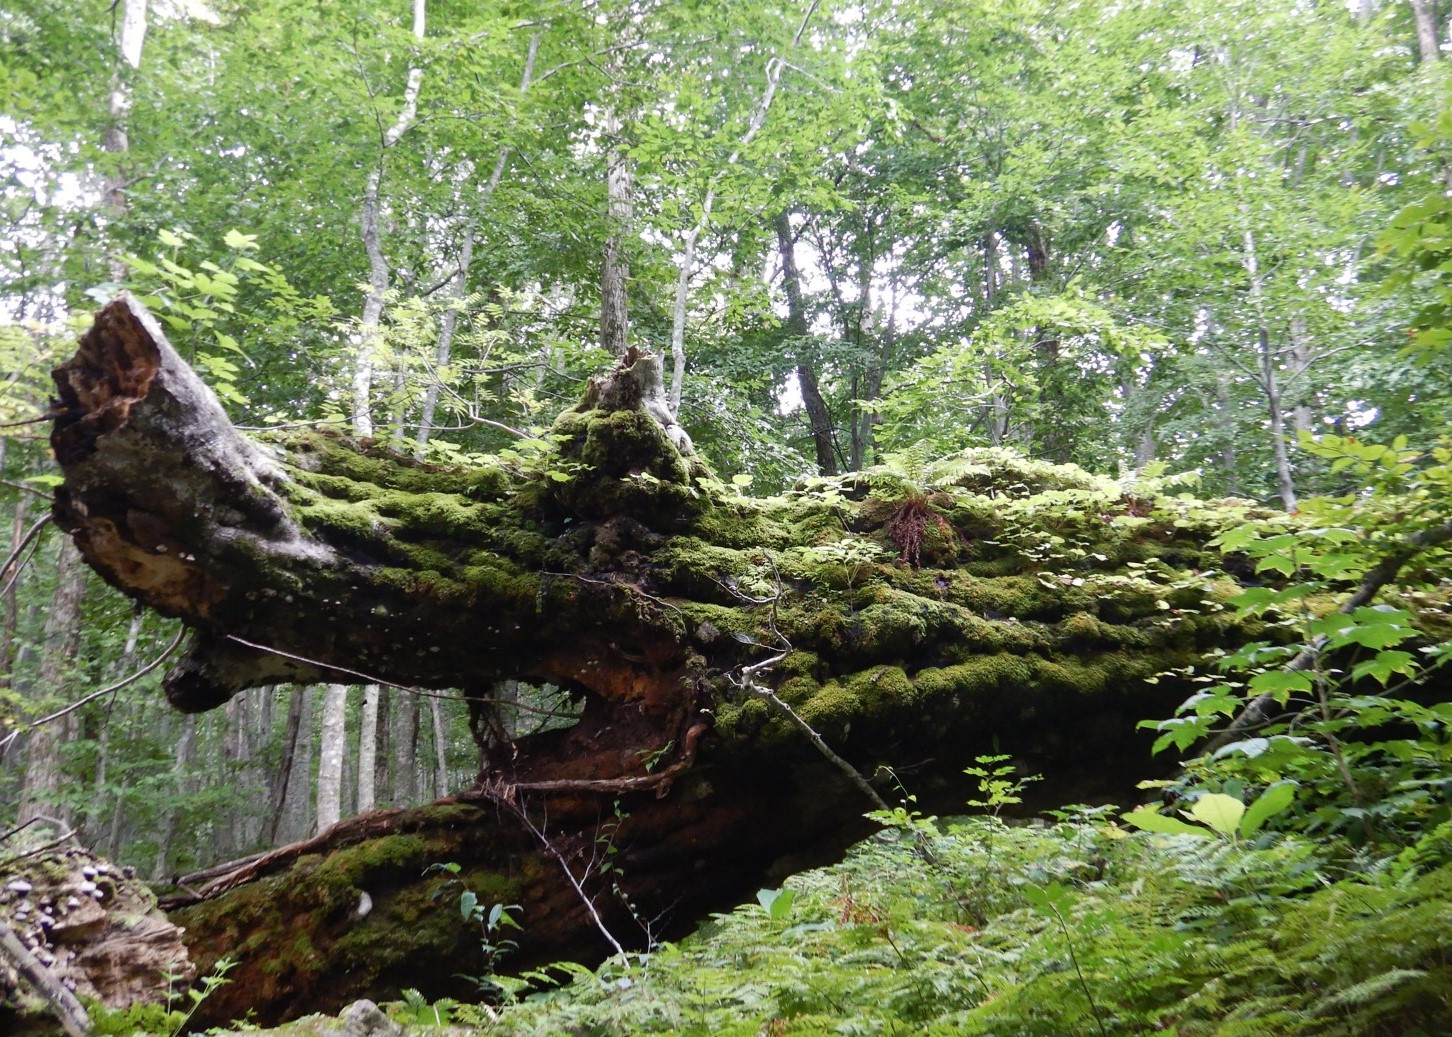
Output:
top-left (1259, 329), bottom-right (1298, 512)
top-left (1025, 222), bottom-right (1070, 463)
top-left (283, 691), bottom-right (314, 843)
top-left (1289, 318), bottom-right (1315, 438)
top-left (668, 6), bottom-right (815, 416)
top-left (316, 684), bottom-right (349, 832)
top-left (152, 713), bottom-right (196, 878)
top-left (776, 213), bottom-right (837, 475)
top-left (600, 98), bottom-right (634, 363)
top-left (1216, 374), bottom-right (1240, 495)
top-left (102, 0), bottom-right (148, 257)
top-left (1410, 0), bottom-right (1442, 62)
top-left (1241, 227), bottom-right (1297, 512)
top-left (267, 687), bottom-right (306, 844)
top-left (81, 609), bottom-right (142, 845)
top-left (429, 696), bottom-right (449, 798)
top-left (18, 539), bottom-right (86, 825)
top-left (414, 33), bottom-right (540, 457)
top-left (356, 685), bottom-right (379, 813)
top-left (390, 689), bottom-right (419, 806)
top-left (847, 242), bottom-right (876, 471)
top-left (351, 0), bottom-right (427, 437)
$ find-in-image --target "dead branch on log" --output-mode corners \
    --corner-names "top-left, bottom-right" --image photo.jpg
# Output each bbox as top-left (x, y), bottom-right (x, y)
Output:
top-left (0, 816), bottom-right (80, 869)
top-left (728, 555), bottom-right (891, 812)
top-left (467, 721), bottom-right (708, 801)
top-left (162, 807), bottom-right (417, 905)
top-left (0, 918), bottom-right (92, 1037)
top-left (488, 790), bottom-right (629, 960)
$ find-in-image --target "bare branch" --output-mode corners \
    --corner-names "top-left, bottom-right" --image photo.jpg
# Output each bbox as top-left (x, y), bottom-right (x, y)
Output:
top-left (27, 626), bottom-right (186, 729)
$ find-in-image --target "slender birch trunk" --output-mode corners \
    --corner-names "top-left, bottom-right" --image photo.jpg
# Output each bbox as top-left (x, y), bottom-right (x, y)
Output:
top-left (1410, 0), bottom-right (1442, 63)
top-left (1242, 227), bottom-right (1297, 512)
top-left (152, 714), bottom-right (195, 879)
top-left (668, 2), bottom-right (818, 417)
top-left (352, 0), bottom-right (427, 437)
top-left (415, 33), bottom-right (538, 457)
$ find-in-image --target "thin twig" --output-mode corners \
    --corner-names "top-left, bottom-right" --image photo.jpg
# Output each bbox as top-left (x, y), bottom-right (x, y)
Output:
top-left (0, 411), bottom-right (65, 429)
top-left (0, 479), bottom-right (54, 501)
top-left (1, 515), bottom-right (51, 597)
top-left (733, 554), bottom-right (891, 812)
top-left (497, 791), bottom-right (628, 960)
top-left (0, 816), bottom-right (79, 869)
top-left (224, 634), bottom-right (435, 695)
top-left (28, 627), bottom-right (185, 729)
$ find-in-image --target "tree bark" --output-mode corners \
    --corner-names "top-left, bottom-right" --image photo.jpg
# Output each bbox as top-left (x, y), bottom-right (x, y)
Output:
top-left (317, 684), bottom-right (349, 832)
top-left (351, 0), bottom-right (428, 437)
top-left (388, 689), bottom-right (419, 806)
top-left (1410, 0), bottom-right (1442, 62)
top-left (1, 489), bottom-right (31, 688)
top-left (18, 539), bottom-right (86, 825)
top-left (53, 295), bottom-right (1256, 1025)
top-left (267, 687), bottom-right (307, 844)
top-left (152, 713), bottom-right (196, 879)
top-left (776, 213), bottom-right (838, 475)
top-left (356, 684), bottom-right (380, 812)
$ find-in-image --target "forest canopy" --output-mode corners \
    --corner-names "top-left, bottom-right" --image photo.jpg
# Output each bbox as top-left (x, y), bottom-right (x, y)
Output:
top-left (3, 0), bottom-right (1452, 1034)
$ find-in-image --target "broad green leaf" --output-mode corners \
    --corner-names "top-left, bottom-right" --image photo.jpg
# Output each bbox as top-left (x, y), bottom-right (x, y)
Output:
top-left (1240, 782), bottom-right (1297, 836)
top-left (1187, 793), bottom-right (1244, 836)
top-left (756, 887), bottom-right (794, 921)
top-left (1120, 807), bottom-right (1210, 837)
top-left (224, 228), bottom-right (260, 250)
top-left (1247, 670), bottom-right (1313, 702)
top-left (1351, 651), bottom-right (1418, 686)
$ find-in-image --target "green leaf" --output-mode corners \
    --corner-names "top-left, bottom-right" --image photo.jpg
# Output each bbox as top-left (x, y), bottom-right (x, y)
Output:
top-left (1240, 782), bottom-right (1297, 837)
top-left (1120, 807), bottom-right (1210, 837)
top-left (1187, 793), bottom-right (1244, 836)
top-left (158, 228), bottom-right (187, 248)
top-left (224, 228), bottom-right (260, 251)
top-left (756, 887), bottom-right (795, 921)
top-left (459, 890), bottom-right (478, 922)
top-left (1247, 669), bottom-right (1313, 702)
top-left (1351, 651), bottom-right (1418, 686)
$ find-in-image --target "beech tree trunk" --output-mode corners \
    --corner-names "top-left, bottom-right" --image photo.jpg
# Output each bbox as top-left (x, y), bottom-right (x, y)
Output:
top-left (51, 296), bottom-right (1253, 1025)
top-left (316, 684), bottom-right (349, 832)
top-left (356, 685), bottom-right (380, 812)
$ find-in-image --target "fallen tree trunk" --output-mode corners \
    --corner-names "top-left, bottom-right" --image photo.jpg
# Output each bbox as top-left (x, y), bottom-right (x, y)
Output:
top-left (51, 296), bottom-right (1254, 1025)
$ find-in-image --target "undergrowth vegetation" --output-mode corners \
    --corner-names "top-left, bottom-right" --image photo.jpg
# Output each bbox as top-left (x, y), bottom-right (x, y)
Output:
top-left (369, 434), bottom-right (1452, 1037)
top-left (391, 806), bottom-right (1452, 1036)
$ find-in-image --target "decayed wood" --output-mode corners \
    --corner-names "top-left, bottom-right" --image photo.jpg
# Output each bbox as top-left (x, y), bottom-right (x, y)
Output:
top-left (0, 919), bottom-right (92, 1037)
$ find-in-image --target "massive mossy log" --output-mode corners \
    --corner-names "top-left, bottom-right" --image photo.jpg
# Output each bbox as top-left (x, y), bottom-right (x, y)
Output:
top-left (51, 297), bottom-right (1262, 1024)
